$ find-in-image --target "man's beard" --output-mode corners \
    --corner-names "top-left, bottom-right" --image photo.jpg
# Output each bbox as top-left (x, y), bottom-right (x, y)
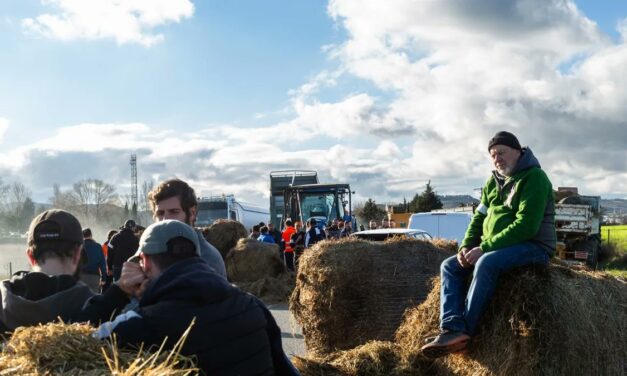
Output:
top-left (496, 165), bottom-right (514, 177)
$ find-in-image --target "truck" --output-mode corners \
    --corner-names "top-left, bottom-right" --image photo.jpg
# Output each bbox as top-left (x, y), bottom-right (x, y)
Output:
top-left (269, 170), bottom-right (319, 227)
top-left (554, 189), bottom-right (601, 269)
top-left (269, 170), bottom-right (354, 230)
top-left (195, 195), bottom-right (269, 231)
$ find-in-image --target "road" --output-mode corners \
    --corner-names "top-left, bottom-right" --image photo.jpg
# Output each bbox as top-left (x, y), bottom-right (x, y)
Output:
top-left (267, 302), bottom-right (306, 357)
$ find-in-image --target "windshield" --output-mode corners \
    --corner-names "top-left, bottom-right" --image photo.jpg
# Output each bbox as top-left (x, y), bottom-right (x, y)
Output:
top-left (300, 192), bottom-right (339, 226)
top-left (196, 201), bottom-right (228, 226)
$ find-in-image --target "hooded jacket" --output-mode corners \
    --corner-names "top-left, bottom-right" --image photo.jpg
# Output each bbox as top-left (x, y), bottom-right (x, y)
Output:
top-left (0, 271), bottom-right (94, 332)
top-left (80, 257), bottom-right (299, 376)
top-left (460, 147), bottom-right (556, 255)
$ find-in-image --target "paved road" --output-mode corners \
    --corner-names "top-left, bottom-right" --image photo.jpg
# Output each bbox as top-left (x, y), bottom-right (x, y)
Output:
top-left (268, 302), bottom-right (306, 357)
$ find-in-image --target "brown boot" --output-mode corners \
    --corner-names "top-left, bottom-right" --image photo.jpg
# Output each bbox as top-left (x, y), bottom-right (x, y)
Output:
top-left (420, 330), bottom-right (471, 358)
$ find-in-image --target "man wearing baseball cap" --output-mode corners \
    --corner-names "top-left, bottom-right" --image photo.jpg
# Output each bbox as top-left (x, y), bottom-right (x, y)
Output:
top-left (80, 220), bottom-right (299, 375)
top-left (0, 209), bottom-right (94, 332)
top-left (421, 131), bottom-right (556, 358)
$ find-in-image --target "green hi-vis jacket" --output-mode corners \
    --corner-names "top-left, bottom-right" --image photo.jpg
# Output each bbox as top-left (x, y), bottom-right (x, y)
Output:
top-left (460, 148), bottom-right (556, 255)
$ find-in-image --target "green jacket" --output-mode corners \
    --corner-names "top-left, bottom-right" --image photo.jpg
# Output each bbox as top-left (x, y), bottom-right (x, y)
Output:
top-left (461, 148), bottom-right (556, 255)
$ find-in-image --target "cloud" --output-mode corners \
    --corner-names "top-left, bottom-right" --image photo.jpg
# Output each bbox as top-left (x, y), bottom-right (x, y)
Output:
top-left (22, 0), bottom-right (194, 46)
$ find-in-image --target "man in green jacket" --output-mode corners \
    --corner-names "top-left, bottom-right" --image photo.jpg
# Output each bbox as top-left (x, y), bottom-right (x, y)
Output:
top-left (421, 131), bottom-right (556, 358)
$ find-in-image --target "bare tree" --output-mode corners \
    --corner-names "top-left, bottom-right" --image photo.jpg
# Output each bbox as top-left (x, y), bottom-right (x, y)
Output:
top-left (70, 179), bottom-right (117, 223)
top-left (0, 181), bottom-right (33, 232)
top-left (140, 179), bottom-right (154, 212)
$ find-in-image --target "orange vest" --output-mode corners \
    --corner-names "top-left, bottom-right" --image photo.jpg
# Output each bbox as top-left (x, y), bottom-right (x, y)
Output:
top-left (282, 227), bottom-right (297, 252)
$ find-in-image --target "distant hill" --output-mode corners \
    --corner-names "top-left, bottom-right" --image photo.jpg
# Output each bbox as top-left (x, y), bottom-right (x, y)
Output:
top-left (439, 195), bottom-right (480, 209)
top-left (601, 199), bottom-right (627, 215)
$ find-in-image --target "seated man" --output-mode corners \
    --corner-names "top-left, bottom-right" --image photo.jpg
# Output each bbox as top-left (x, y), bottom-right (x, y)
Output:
top-left (421, 131), bottom-right (556, 358)
top-left (79, 220), bottom-right (299, 375)
top-left (0, 210), bottom-right (94, 332)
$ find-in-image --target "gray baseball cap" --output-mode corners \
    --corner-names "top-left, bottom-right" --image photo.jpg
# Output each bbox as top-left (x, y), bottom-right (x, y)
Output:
top-left (128, 220), bottom-right (200, 263)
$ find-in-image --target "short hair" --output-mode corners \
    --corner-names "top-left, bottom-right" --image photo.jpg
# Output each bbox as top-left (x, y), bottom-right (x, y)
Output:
top-left (252, 225), bottom-right (260, 232)
top-left (258, 222), bottom-right (265, 227)
top-left (308, 218), bottom-right (316, 225)
top-left (82, 228), bottom-right (92, 238)
top-left (285, 219), bottom-right (293, 227)
top-left (260, 226), bottom-right (269, 234)
top-left (146, 236), bottom-right (198, 271)
top-left (31, 236), bottom-right (81, 264)
top-left (148, 178), bottom-right (197, 217)
top-left (106, 230), bottom-right (118, 241)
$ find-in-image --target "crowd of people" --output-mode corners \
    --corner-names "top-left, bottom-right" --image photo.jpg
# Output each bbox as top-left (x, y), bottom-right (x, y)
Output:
top-left (251, 217), bottom-right (353, 271)
top-left (0, 178), bottom-right (300, 376)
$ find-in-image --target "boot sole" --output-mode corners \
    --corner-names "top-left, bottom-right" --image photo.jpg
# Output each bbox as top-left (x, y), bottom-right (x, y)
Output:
top-left (421, 338), bottom-right (470, 358)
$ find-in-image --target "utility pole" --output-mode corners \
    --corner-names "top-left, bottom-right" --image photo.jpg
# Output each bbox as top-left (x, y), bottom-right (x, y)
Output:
top-left (130, 154), bottom-right (138, 222)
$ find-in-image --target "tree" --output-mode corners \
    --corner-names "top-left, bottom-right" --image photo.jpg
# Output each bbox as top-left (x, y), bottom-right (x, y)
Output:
top-left (19, 197), bottom-right (35, 231)
top-left (408, 181), bottom-right (443, 213)
top-left (356, 198), bottom-right (387, 224)
top-left (1, 181), bottom-right (33, 232)
top-left (70, 178), bottom-right (117, 222)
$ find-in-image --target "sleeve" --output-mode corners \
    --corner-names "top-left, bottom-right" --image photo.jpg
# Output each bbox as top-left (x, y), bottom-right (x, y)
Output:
top-left (459, 179), bottom-right (490, 251)
top-left (480, 170), bottom-right (551, 252)
top-left (260, 305), bottom-right (301, 376)
top-left (106, 238), bottom-right (115, 271)
top-left (75, 284), bottom-right (130, 325)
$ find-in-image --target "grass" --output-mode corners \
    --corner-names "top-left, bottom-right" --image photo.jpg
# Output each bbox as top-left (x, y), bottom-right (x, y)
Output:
top-left (601, 225), bottom-right (627, 278)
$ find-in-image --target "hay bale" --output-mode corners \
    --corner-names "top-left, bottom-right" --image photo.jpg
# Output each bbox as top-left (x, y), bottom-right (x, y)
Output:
top-left (290, 237), bottom-right (454, 356)
top-left (225, 238), bottom-right (286, 282)
top-left (396, 265), bottom-right (627, 375)
top-left (0, 322), bottom-right (198, 375)
top-left (235, 272), bottom-right (296, 304)
top-left (430, 238), bottom-right (458, 253)
top-left (202, 219), bottom-right (248, 259)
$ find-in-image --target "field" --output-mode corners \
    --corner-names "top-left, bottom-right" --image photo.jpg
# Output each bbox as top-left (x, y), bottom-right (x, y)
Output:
top-left (0, 243), bottom-right (31, 279)
top-left (601, 225), bottom-right (627, 278)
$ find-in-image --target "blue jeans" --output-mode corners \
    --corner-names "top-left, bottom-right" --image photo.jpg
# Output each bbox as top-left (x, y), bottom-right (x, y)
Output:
top-left (440, 242), bottom-right (549, 336)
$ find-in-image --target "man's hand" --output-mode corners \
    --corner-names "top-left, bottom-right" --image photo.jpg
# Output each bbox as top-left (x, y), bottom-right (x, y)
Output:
top-left (457, 248), bottom-right (471, 268)
top-left (117, 262), bottom-right (147, 298)
top-left (463, 246), bottom-right (483, 265)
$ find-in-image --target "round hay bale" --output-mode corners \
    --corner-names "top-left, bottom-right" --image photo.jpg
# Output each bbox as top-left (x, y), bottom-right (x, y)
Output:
top-left (202, 219), bottom-right (248, 260)
top-left (226, 238), bottom-right (286, 282)
top-left (430, 238), bottom-right (458, 253)
top-left (290, 237), bottom-right (454, 356)
top-left (396, 265), bottom-right (627, 375)
top-left (235, 272), bottom-right (296, 304)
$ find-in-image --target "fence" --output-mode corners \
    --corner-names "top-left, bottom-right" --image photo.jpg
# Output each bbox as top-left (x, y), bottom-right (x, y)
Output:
top-left (601, 226), bottom-right (627, 253)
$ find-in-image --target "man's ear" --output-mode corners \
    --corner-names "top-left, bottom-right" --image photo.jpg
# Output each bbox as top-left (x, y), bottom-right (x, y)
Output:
top-left (189, 205), bottom-right (197, 226)
top-left (26, 248), bottom-right (37, 267)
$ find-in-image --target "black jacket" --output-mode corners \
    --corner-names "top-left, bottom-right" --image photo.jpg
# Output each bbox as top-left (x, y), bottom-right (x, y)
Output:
top-left (79, 258), bottom-right (299, 376)
top-left (107, 228), bottom-right (139, 270)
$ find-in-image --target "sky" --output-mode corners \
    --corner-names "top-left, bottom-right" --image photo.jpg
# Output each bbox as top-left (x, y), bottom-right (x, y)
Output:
top-left (0, 0), bottom-right (626, 208)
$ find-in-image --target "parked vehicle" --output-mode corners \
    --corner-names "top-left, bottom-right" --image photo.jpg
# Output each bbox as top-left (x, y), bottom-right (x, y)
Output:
top-left (554, 192), bottom-right (601, 268)
top-left (352, 228), bottom-right (432, 242)
top-left (195, 195), bottom-right (269, 231)
top-left (269, 170), bottom-right (319, 227)
top-left (408, 212), bottom-right (472, 243)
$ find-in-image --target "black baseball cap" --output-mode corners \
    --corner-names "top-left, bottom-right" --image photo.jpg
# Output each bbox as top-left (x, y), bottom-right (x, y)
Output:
top-left (28, 209), bottom-right (84, 245)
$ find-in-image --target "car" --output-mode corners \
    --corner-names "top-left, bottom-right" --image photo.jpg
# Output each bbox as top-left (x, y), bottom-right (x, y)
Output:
top-left (351, 228), bottom-right (433, 242)
top-left (408, 212), bottom-right (472, 243)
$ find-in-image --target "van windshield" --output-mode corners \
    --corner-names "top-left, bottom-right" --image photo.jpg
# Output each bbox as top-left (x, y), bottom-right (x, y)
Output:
top-left (197, 201), bottom-right (228, 226)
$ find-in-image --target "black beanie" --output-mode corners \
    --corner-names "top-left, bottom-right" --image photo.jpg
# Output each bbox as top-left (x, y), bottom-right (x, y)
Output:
top-left (488, 131), bottom-right (522, 151)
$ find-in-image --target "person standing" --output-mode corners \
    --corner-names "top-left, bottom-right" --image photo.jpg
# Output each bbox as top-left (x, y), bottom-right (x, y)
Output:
top-left (421, 131), bottom-right (556, 358)
top-left (281, 220), bottom-right (297, 271)
top-left (80, 228), bottom-right (107, 293)
top-left (258, 226), bottom-right (276, 244)
top-left (107, 220), bottom-right (139, 281)
top-left (147, 178), bottom-right (226, 279)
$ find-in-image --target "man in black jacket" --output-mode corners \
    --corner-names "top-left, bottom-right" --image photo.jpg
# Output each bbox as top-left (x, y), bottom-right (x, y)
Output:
top-left (80, 220), bottom-right (299, 376)
top-left (106, 219), bottom-right (139, 281)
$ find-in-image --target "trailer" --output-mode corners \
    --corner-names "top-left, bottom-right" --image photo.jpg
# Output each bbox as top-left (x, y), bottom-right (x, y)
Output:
top-left (555, 193), bottom-right (601, 268)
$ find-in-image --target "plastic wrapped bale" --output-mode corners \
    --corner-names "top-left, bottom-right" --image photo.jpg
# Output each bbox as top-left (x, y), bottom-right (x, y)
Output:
top-left (396, 265), bottom-right (627, 376)
top-left (290, 237), bottom-right (454, 356)
top-left (226, 238), bottom-right (286, 282)
top-left (202, 219), bottom-right (248, 260)
top-left (0, 321), bottom-right (198, 375)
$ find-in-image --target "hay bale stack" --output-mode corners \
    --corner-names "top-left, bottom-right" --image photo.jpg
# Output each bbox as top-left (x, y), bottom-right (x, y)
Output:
top-left (397, 265), bottom-right (627, 376)
top-left (0, 322), bottom-right (198, 375)
top-left (290, 237), bottom-right (454, 356)
top-left (235, 272), bottom-right (296, 304)
top-left (226, 238), bottom-right (286, 282)
top-left (202, 219), bottom-right (248, 259)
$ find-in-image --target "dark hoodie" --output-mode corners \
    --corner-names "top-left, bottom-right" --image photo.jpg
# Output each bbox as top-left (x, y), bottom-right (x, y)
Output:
top-left (79, 257), bottom-right (300, 376)
top-left (0, 271), bottom-right (94, 333)
top-left (461, 147), bottom-right (556, 254)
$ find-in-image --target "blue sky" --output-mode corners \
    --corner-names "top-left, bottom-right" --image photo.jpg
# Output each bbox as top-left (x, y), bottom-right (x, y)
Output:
top-left (0, 0), bottom-right (626, 205)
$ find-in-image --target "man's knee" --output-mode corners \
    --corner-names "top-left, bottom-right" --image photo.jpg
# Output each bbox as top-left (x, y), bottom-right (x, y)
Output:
top-left (441, 255), bottom-right (459, 274)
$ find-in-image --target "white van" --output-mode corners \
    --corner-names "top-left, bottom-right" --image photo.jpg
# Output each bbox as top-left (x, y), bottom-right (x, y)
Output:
top-left (408, 212), bottom-right (473, 243)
